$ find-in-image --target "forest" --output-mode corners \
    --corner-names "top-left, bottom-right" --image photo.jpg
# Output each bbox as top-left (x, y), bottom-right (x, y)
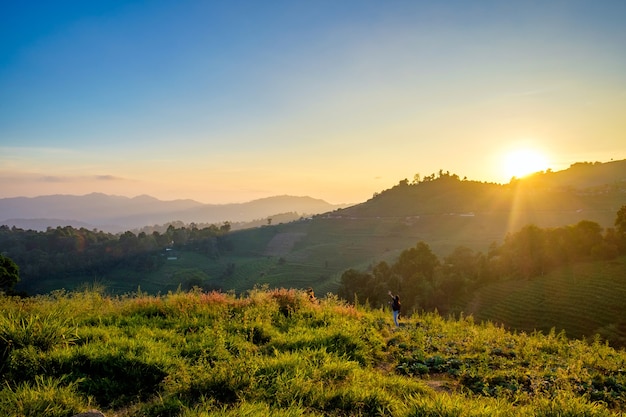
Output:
top-left (0, 222), bottom-right (232, 295)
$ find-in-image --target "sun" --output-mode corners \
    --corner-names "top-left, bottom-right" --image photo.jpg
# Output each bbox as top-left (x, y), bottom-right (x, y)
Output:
top-left (502, 148), bottom-right (549, 180)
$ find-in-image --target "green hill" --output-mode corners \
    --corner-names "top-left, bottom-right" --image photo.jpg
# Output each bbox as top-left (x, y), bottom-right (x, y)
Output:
top-left (1, 288), bottom-right (625, 416)
top-left (217, 160), bottom-right (626, 295)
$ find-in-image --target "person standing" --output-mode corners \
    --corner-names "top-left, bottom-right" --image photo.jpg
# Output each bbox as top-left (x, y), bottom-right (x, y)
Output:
top-left (388, 291), bottom-right (401, 327)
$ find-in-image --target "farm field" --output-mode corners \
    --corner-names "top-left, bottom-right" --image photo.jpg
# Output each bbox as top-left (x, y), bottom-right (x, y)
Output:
top-left (467, 256), bottom-right (626, 347)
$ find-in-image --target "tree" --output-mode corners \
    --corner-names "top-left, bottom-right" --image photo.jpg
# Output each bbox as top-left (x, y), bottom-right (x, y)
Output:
top-left (372, 261), bottom-right (395, 288)
top-left (510, 224), bottom-right (547, 278)
top-left (0, 254), bottom-right (20, 293)
top-left (394, 241), bottom-right (439, 284)
top-left (119, 231), bottom-right (139, 252)
top-left (569, 220), bottom-right (603, 260)
top-left (443, 246), bottom-right (482, 287)
top-left (616, 205), bottom-right (626, 253)
top-left (393, 241), bottom-right (440, 310)
top-left (338, 269), bottom-right (372, 304)
top-left (617, 206), bottom-right (626, 234)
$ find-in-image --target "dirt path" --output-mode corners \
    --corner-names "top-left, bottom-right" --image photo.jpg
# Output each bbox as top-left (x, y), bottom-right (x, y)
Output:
top-left (263, 232), bottom-right (307, 257)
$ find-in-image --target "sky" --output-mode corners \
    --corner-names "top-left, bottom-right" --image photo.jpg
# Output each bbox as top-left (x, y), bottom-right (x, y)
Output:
top-left (1, 1), bottom-right (625, 204)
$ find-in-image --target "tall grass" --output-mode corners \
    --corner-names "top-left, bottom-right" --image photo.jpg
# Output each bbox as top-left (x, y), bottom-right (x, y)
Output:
top-left (0, 288), bottom-right (624, 416)
top-left (0, 376), bottom-right (90, 417)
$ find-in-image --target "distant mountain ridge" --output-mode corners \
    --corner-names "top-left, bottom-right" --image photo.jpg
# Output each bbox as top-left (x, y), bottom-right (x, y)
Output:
top-left (2, 159), bottom-right (623, 233)
top-left (0, 193), bottom-right (349, 232)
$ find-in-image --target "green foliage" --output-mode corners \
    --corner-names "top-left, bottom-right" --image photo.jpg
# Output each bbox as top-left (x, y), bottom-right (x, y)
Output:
top-left (0, 288), bottom-right (625, 416)
top-left (616, 205), bottom-right (626, 236)
top-left (0, 253), bottom-right (19, 293)
top-left (0, 223), bottom-right (228, 294)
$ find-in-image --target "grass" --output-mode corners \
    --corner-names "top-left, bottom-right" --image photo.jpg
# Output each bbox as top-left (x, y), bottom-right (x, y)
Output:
top-left (1, 287), bottom-right (625, 416)
top-left (0, 376), bottom-right (91, 417)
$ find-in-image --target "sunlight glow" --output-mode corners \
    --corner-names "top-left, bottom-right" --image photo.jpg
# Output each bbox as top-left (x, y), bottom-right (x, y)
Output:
top-left (503, 148), bottom-right (549, 180)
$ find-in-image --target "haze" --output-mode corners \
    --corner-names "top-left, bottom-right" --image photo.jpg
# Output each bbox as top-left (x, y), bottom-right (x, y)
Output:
top-left (1, 1), bottom-right (625, 204)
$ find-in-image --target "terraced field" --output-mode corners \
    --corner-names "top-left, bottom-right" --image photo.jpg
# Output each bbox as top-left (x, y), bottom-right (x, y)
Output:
top-left (467, 256), bottom-right (626, 347)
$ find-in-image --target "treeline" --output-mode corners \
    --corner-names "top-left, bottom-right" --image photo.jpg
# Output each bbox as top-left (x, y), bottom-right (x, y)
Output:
top-left (0, 222), bottom-right (232, 294)
top-left (339, 206), bottom-right (626, 315)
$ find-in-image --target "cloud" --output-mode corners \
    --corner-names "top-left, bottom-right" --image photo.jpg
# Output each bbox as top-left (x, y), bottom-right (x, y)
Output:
top-left (94, 175), bottom-right (124, 181)
top-left (0, 172), bottom-right (127, 184)
top-left (37, 174), bottom-right (125, 183)
top-left (0, 171), bottom-right (134, 199)
top-left (40, 176), bottom-right (67, 183)
top-left (43, 174), bottom-right (126, 183)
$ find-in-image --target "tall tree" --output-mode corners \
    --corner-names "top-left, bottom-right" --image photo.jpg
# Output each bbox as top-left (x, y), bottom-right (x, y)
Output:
top-left (615, 205), bottom-right (626, 253)
top-left (393, 241), bottom-right (439, 309)
top-left (0, 254), bottom-right (20, 293)
top-left (338, 269), bottom-right (372, 304)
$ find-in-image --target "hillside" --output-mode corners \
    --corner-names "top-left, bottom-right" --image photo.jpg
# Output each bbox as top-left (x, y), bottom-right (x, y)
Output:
top-left (529, 159), bottom-right (626, 189)
top-left (466, 256), bottom-right (626, 347)
top-left (212, 160), bottom-right (626, 295)
top-left (1, 288), bottom-right (625, 416)
top-left (340, 161), bottom-right (626, 232)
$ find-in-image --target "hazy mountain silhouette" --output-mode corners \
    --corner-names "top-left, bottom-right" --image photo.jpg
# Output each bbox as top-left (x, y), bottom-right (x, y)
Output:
top-left (0, 193), bottom-right (349, 232)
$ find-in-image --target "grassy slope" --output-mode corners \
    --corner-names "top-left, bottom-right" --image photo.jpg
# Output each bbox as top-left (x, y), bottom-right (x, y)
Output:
top-left (466, 256), bottom-right (626, 347)
top-left (1, 288), bottom-right (625, 416)
top-left (94, 240), bottom-right (626, 349)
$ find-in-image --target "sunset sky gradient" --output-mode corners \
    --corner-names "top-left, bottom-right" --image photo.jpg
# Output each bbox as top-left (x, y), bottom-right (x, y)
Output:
top-left (1, 1), bottom-right (625, 204)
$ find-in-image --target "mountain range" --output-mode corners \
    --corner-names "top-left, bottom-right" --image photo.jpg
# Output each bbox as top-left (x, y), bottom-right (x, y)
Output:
top-left (0, 194), bottom-right (350, 233)
top-left (2, 158), bottom-right (625, 234)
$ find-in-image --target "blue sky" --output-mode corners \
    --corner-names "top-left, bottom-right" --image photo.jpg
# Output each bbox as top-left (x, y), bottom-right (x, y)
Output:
top-left (1, 1), bottom-right (625, 203)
